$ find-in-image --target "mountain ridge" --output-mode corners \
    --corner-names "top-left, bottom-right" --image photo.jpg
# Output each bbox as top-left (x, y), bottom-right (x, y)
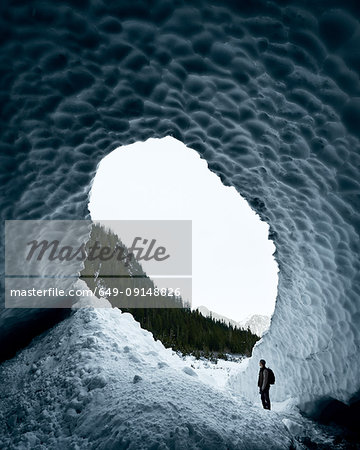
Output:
top-left (196, 306), bottom-right (270, 337)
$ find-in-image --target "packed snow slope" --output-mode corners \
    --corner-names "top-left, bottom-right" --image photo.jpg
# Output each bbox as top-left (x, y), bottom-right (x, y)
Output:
top-left (0, 306), bottom-right (298, 450)
top-left (1, 0), bottom-right (360, 416)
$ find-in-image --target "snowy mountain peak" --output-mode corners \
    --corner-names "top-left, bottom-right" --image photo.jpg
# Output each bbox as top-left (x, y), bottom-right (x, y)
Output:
top-left (239, 315), bottom-right (271, 337)
top-left (196, 306), bottom-right (271, 337)
top-left (196, 305), bottom-right (241, 329)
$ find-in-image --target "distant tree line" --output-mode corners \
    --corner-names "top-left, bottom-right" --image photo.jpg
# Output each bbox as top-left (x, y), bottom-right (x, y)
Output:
top-left (81, 223), bottom-right (260, 359)
top-left (125, 307), bottom-right (259, 358)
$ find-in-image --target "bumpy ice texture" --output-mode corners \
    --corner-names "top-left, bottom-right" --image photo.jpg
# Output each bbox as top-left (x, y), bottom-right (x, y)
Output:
top-left (1, 0), bottom-right (360, 414)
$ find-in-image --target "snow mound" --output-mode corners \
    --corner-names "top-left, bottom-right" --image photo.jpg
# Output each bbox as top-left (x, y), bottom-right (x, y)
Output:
top-left (72, 279), bottom-right (112, 309)
top-left (0, 307), bottom-right (297, 449)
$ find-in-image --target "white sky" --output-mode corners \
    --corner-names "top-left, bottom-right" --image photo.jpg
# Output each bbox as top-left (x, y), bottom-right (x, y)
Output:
top-left (88, 137), bottom-right (278, 322)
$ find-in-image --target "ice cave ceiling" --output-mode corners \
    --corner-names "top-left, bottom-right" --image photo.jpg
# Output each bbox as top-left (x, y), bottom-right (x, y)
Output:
top-left (0, 0), bottom-right (359, 410)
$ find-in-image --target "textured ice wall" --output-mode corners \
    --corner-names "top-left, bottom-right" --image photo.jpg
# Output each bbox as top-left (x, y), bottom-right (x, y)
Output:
top-left (1, 0), bottom-right (360, 410)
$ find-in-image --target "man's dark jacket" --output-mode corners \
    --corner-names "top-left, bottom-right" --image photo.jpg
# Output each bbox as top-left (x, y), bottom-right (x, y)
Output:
top-left (258, 367), bottom-right (269, 391)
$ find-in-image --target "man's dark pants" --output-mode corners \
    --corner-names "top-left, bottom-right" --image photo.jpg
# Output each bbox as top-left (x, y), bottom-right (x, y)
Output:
top-left (260, 387), bottom-right (271, 410)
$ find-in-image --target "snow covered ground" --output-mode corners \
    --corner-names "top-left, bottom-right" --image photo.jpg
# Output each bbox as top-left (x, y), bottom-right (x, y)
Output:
top-left (0, 301), bottom-right (346, 449)
top-left (179, 353), bottom-right (246, 390)
top-left (0, 282), bottom-right (349, 449)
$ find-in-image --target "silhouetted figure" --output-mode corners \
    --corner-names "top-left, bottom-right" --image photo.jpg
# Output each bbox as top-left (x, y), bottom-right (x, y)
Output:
top-left (258, 359), bottom-right (271, 410)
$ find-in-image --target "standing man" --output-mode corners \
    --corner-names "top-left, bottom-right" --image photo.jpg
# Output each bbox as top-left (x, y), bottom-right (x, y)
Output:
top-left (258, 359), bottom-right (271, 410)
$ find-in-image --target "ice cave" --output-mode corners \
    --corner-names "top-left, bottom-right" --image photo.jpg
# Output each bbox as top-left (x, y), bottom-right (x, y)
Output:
top-left (1, 0), bottom-right (360, 447)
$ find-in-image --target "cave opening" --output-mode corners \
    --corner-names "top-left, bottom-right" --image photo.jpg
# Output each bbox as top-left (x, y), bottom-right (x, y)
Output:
top-left (88, 136), bottom-right (278, 330)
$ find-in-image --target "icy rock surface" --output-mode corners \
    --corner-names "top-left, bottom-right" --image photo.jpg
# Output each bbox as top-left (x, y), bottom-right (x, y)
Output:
top-left (0, 307), bottom-right (295, 449)
top-left (1, 0), bottom-right (360, 410)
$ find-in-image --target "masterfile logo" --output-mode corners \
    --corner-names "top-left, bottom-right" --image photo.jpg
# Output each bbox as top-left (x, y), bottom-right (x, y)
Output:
top-left (5, 220), bottom-right (192, 309)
